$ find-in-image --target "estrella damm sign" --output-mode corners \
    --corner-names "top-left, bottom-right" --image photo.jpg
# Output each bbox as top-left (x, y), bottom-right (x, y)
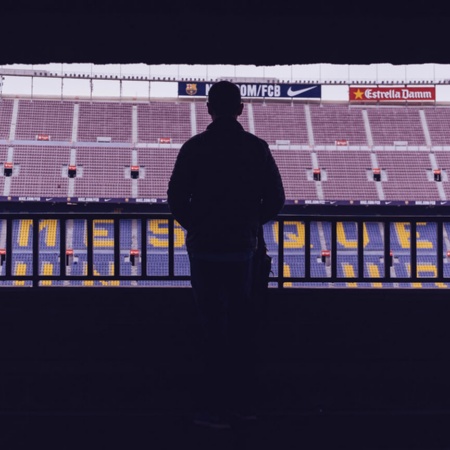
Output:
top-left (350, 86), bottom-right (436, 102)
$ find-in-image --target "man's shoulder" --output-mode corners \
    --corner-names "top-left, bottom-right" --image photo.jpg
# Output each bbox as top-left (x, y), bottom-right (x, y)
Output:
top-left (241, 130), bottom-right (271, 155)
top-left (178, 132), bottom-right (207, 153)
top-left (181, 127), bottom-right (270, 153)
top-left (245, 131), bottom-right (269, 147)
top-left (185, 129), bottom-right (210, 144)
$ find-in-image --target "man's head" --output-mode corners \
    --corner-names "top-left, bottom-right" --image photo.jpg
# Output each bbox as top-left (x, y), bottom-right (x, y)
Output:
top-left (207, 81), bottom-right (243, 119)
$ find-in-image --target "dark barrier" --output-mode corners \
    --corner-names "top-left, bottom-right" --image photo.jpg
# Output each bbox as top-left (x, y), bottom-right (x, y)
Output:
top-left (0, 212), bottom-right (449, 287)
top-left (1, 287), bottom-right (450, 432)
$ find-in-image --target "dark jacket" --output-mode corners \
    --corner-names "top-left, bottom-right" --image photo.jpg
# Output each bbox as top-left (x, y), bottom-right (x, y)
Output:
top-left (167, 116), bottom-right (285, 253)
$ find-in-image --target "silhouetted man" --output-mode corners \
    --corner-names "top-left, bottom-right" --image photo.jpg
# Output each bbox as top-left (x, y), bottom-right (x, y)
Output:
top-left (168, 81), bottom-right (285, 429)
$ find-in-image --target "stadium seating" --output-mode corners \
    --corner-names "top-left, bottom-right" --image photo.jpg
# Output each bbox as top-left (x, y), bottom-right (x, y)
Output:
top-left (376, 151), bottom-right (440, 201)
top-left (270, 149), bottom-right (317, 200)
top-left (423, 107), bottom-right (450, 147)
top-left (0, 99), bottom-right (14, 140)
top-left (309, 103), bottom-right (367, 146)
top-left (16, 100), bottom-right (73, 142)
top-left (433, 152), bottom-right (450, 198)
top-left (138, 148), bottom-right (179, 199)
top-left (2, 98), bottom-right (450, 202)
top-left (252, 102), bottom-right (308, 145)
top-left (138, 102), bottom-right (191, 144)
top-left (10, 146), bottom-right (70, 197)
top-left (367, 106), bottom-right (427, 147)
top-left (78, 102), bottom-right (132, 143)
top-left (316, 150), bottom-right (379, 200)
top-left (75, 147), bottom-right (131, 198)
top-left (1, 97), bottom-right (450, 288)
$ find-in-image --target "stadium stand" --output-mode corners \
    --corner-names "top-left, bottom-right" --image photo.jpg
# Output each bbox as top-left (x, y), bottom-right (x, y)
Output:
top-left (376, 151), bottom-right (440, 201)
top-left (0, 99), bottom-right (14, 140)
top-left (367, 106), bottom-right (427, 147)
top-left (270, 149), bottom-right (317, 200)
top-left (15, 100), bottom-right (73, 142)
top-left (2, 98), bottom-right (450, 288)
top-left (137, 102), bottom-right (191, 144)
top-left (138, 148), bottom-right (179, 199)
top-left (309, 103), bottom-right (367, 146)
top-left (252, 102), bottom-right (308, 145)
top-left (433, 151), bottom-right (450, 198)
top-left (316, 150), bottom-right (379, 200)
top-left (0, 145), bottom-right (8, 193)
top-left (75, 147), bottom-right (132, 198)
top-left (10, 145), bottom-right (70, 197)
top-left (78, 102), bottom-right (133, 143)
top-left (3, 99), bottom-right (450, 203)
top-left (424, 107), bottom-right (450, 147)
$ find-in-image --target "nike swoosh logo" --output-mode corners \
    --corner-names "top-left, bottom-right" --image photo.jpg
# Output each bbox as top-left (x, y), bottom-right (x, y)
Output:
top-left (46, 198), bottom-right (53, 201)
top-left (384, 201), bottom-right (391, 205)
top-left (104, 199), bottom-right (111, 202)
top-left (287, 86), bottom-right (317, 97)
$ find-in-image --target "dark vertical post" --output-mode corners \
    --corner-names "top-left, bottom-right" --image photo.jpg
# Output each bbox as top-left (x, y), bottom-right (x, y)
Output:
top-left (410, 221), bottom-right (417, 281)
top-left (114, 217), bottom-right (120, 277)
top-left (358, 220), bottom-right (364, 280)
top-left (168, 217), bottom-right (175, 278)
top-left (437, 220), bottom-right (444, 281)
top-left (304, 219), bottom-right (310, 280)
top-left (87, 218), bottom-right (93, 277)
top-left (60, 218), bottom-right (66, 278)
top-left (141, 218), bottom-right (147, 278)
top-left (278, 218), bottom-right (284, 288)
top-left (32, 217), bottom-right (39, 287)
top-left (384, 221), bottom-right (391, 279)
top-left (331, 220), bottom-right (337, 280)
top-left (6, 218), bottom-right (12, 278)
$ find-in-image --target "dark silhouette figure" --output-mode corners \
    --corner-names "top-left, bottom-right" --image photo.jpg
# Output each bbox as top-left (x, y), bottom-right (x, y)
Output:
top-left (168, 81), bottom-right (285, 429)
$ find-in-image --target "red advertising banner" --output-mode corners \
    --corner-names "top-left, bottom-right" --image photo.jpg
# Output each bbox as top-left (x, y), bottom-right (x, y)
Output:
top-left (36, 134), bottom-right (50, 141)
top-left (350, 86), bottom-right (435, 102)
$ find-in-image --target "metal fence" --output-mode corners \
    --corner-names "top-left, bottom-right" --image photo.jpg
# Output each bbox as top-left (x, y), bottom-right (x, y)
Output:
top-left (0, 212), bottom-right (449, 288)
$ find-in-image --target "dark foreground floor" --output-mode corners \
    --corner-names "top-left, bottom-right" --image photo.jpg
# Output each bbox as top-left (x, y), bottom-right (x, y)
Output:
top-left (1, 287), bottom-right (450, 449)
top-left (3, 411), bottom-right (450, 450)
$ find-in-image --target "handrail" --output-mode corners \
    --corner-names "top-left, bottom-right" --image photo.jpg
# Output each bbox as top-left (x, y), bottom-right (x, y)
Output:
top-left (0, 212), bottom-right (449, 288)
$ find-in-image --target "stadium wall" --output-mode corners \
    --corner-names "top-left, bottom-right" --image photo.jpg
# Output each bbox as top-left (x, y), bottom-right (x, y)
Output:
top-left (4, 78), bottom-right (450, 103)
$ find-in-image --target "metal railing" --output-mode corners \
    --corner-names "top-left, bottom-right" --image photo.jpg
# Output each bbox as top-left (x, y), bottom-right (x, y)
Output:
top-left (0, 212), bottom-right (449, 288)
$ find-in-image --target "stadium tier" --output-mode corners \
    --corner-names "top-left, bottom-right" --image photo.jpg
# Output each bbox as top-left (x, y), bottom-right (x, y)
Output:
top-left (309, 103), bottom-right (367, 146)
top-left (1, 97), bottom-right (450, 287)
top-left (1, 98), bottom-right (449, 203)
top-left (367, 106), bottom-right (427, 147)
top-left (138, 102), bottom-right (192, 143)
top-left (252, 102), bottom-right (308, 144)
top-left (0, 99), bottom-right (14, 140)
top-left (16, 100), bottom-right (74, 142)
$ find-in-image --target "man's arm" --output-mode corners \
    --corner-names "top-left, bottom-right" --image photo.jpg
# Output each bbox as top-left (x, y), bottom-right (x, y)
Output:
top-left (260, 148), bottom-right (285, 225)
top-left (167, 144), bottom-right (194, 231)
